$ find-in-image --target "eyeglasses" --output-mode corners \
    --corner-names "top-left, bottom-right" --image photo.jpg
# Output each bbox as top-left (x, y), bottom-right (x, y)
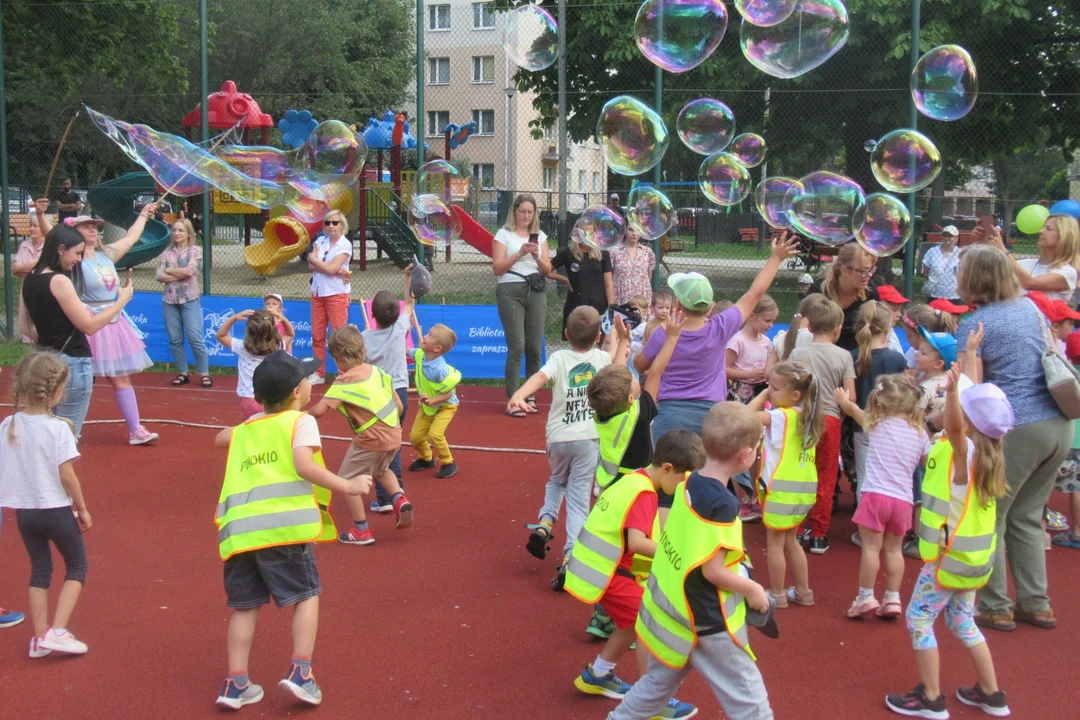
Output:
top-left (845, 265), bottom-right (875, 278)
top-left (323, 220), bottom-right (341, 226)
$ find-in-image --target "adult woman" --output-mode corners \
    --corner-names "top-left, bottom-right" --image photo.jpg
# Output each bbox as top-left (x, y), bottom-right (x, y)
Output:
top-left (18, 224), bottom-right (134, 441)
top-left (547, 234), bottom-right (613, 338)
top-left (156, 217), bottom-right (210, 387)
top-left (921, 225), bottom-right (961, 303)
top-left (815, 243), bottom-right (880, 351)
top-left (307, 209), bottom-right (352, 384)
top-left (1000, 214), bottom-right (1079, 303)
top-left (610, 226), bottom-right (656, 307)
top-left (955, 244), bottom-right (1070, 631)
top-left (493, 194), bottom-right (552, 412)
top-left (12, 211), bottom-right (45, 278)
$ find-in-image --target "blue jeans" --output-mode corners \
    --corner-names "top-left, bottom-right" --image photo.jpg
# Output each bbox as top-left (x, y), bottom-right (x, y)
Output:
top-left (57, 356), bottom-right (93, 442)
top-left (162, 300), bottom-right (209, 375)
top-left (376, 387), bottom-right (409, 505)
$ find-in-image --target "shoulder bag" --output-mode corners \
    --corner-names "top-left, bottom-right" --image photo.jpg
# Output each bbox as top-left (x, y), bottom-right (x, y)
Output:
top-left (1035, 301), bottom-right (1080, 419)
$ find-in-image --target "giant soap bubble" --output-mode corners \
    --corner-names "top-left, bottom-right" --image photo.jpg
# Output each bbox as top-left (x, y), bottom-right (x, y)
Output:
top-left (414, 158), bottom-right (458, 197)
top-left (740, 0), bottom-right (849, 79)
top-left (730, 133), bottom-right (766, 168)
top-left (755, 176), bottom-right (798, 229)
top-left (870, 128), bottom-right (942, 193)
top-left (597, 95), bottom-right (670, 176)
top-left (627, 186), bottom-right (677, 240)
top-left (504, 5), bottom-right (559, 72)
top-left (699, 152), bottom-right (752, 207)
top-left (573, 204), bottom-right (626, 250)
top-left (854, 193), bottom-right (912, 257)
top-left (676, 99), bottom-right (736, 155)
top-left (736, 0), bottom-right (797, 27)
top-left (911, 45), bottom-right (978, 121)
top-left (634, 0), bottom-right (729, 73)
top-left (410, 194), bottom-right (462, 248)
top-left (785, 171), bottom-right (865, 246)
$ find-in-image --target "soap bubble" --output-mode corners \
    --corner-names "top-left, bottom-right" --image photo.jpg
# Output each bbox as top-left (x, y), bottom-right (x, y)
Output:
top-left (785, 171), bottom-right (865, 246)
top-left (864, 139), bottom-right (878, 153)
top-left (676, 98), bottom-right (736, 155)
top-left (573, 204), bottom-right (626, 251)
top-left (597, 95), bottom-right (670, 176)
top-left (302, 120), bottom-right (367, 183)
top-left (410, 194), bottom-right (461, 248)
top-left (735, 0), bottom-right (797, 27)
top-left (870, 128), bottom-right (942, 193)
top-left (567, 194), bottom-right (587, 214)
top-left (634, 0), bottom-right (729, 73)
top-left (755, 176), bottom-right (798, 229)
top-left (740, 0), bottom-right (850, 79)
top-left (699, 153), bottom-right (752, 207)
top-left (730, 133), bottom-right (766, 168)
top-left (414, 159), bottom-right (458, 197)
top-left (504, 5), bottom-right (559, 72)
top-left (911, 45), bottom-right (978, 121)
top-left (627, 186), bottom-right (677, 240)
top-left (854, 192), bottom-right (912, 257)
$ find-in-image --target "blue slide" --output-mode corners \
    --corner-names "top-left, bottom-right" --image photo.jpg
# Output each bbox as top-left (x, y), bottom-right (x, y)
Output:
top-left (86, 172), bottom-right (171, 269)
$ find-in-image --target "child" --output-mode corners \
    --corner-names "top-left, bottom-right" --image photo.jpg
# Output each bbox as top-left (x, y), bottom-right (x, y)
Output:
top-left (567, 429), bottom-right (704, 720)
top-left (875, 285), bottom-right (910, 354)
top-left (797, 273), bottom-right (814, 299)
top-left (788, 293), bottom-right (856, 554)
top-left (0, 352), bottom-right (90, 657)
top-left (766, 295), bottom-right (815, 374)
top-left (264, 293), bottom-right (295, 354)
top-left (914, 328), bottom-right (957, 436)
top-left (1052, 330), bottom-right (1080, 549)
top-left (217, 310), bottom-right (283, 420)
top-left (213, 351), bottom-right (371, 709)
top-left (727, 294), bottom-right (778, 405)
top-left (836, 375), bottom-right (930, 620)
top-left (901, 305), bottom-right (956, 381)
top-left (612, 402), bottom-right (775, 720)
top-left (748, 360), bottom-right (824, 609)
top-left (1027, 291), bottom-right (1080, 354)
top-left (409, 321), bottom-right (462, 479)
top-left (928, 298), bottom-right (969, 322)
top-left (886, 363), bottom-right (1013, 719)
top-left (641, 288), bottom-right (674, 348)
top-left (309, 327), bottom-right (414, 545)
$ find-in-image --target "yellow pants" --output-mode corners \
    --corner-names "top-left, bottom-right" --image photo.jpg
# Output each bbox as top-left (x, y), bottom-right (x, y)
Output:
top-left (410, 404), bottom-right (458, 464)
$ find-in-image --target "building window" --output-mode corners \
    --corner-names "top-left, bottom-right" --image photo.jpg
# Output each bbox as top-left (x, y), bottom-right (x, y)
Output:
top-left (428, 58), bottom-right (450, 85)
top-left (473, 163), bottom-right (495, 189)
top-left (592, 172), bottom-right (600, 192)
top-left (428, 4), bottom-right (451, 30)
top-left (427, 111), bottom-right (450, 136)
top-left (578, 170), bottom-right (586, 193)
top-left (473, 2), bottom-right (496, 29)
top-left (471, 109), bottom-right (495, 135)
top-left (472, 56), bottom-right (494, 83)
top-left (543, 125), bottom-right (556, 141)
top-left (543, 167), bottom-right (556, 191)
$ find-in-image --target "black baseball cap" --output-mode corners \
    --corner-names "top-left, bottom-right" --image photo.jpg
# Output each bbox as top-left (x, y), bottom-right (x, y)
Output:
top-left (252, 350), bottom-right (320, 405)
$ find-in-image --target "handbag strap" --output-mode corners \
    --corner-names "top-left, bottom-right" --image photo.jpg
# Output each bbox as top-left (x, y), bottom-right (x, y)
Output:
top-left (1030, 297), bottom-right (1057, 355)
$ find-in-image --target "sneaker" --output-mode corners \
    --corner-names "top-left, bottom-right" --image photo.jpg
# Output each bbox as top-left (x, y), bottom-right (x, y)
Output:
top-left (436, 462), bottom-right (459, 479)
top-left (216, 679), bottom-right (264, 710)
top-left (809, 536), bottom-right (830, 555)
top-left (739, 502), bottom-right (762, 523)
top-left (307, 373), bottom-right (325, 386)
top-left (338, 527), bottom-right (375, 545)
top-left (0, 608), bottom-right (25, 628)
top-left (552, 560), bottom-right (568, 592)
top-left (797, 527), bottom-right (811, 547)
top-left (39, 628), bottom-right (88, 654)
top-left (369, 500), bottom-right (393, 514)
top-left (851, 531), bottom-right (862, 548)
top-left (393, 495), bottom-right (414, 529)
top-left (586, 607), bottom-right (615, 639)
top-left (408, 458), bottom-right (436, 472)
top-left (847, 594), bottom-right (881, 620)
top-left (279, 663), bottom-right (322, 706)
top-left (885, 683), bottom-right (949, 718)
top-left (956, 684), bottom-right (1010, 717)
top-left (28, 636), bottom-right (51, 659)
top-left (573, 663), bottom-right (631, 699)
top-left (128, 425), bottom-right (159, 445)
top-left (650, 697), bottom-right (699, 719)
top-left (1045, 509), bottom-right (1070, 532)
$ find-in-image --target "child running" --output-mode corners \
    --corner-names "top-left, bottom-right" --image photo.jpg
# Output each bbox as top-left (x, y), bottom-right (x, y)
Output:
top-left (263, 293), bottom-right (295, 354)
top-left (0, 352), bottom-right (90, 658)
top-left (409, 320), bottom-right (462, 479)
top-left (217, 309), bottom-right (284, 420)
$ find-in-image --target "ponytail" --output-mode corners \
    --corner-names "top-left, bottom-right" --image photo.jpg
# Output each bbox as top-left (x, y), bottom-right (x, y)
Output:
top-left (854, 300), bottom-right (892, 376)
top-left (782, 315), bottom-right (801, 360)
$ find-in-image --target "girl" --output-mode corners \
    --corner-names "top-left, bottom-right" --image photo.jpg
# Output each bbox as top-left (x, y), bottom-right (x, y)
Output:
top-left (901, 304), bottom-right (956, 381)
top-left (836, 375), bottom-right (930, 620)
top-left (264, 293), bottom-right (296, 354)
top-left (216, 310), bottom-right (284, 420)
top-left (157, 217), bottom-right (211, 387)
top-left (0, 353), bottom-right (91, 657)
top-left (766, 295), bottom-right (815, 375)
top-left (886, 363), bottom-right (1013, 719)
top-left (748, 360), bottom-right (824, 608)
top-left (726, 294), bottom-right (778, 404)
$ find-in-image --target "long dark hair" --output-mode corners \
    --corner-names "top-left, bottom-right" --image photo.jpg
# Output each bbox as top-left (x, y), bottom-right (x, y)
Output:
top-left (32, 225), bottom-right (85, 292)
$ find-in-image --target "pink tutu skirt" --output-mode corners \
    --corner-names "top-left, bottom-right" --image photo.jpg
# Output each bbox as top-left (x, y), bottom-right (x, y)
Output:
top-left (85, 310), bottom-right (153, 377)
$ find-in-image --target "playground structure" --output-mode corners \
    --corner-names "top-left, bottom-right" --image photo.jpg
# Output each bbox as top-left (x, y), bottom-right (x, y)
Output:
top-left (86, 172), bottom-right (172, 270)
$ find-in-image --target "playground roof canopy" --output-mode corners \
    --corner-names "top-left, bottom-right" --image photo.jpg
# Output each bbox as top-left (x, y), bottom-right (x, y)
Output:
top-left (182, 80), bottom-right (273, 130)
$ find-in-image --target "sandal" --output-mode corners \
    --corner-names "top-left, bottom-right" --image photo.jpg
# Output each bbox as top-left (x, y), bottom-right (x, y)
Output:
top-left (505, 407), bottom-right (527, 419)
top-left (1051, 531), bottom-right (1080, 549)
top-left (525, 523), bottom-right (552, 559)
top-left (1014, 607), bottom-right (1057, 629)
top-left (525, 396), bottom-right (540, 414)
top-left (785, 587), bottom-right (815, 607)
top-left (201, 375), bottom-right (214, 388)
top-left (974, 610), bottom-right (1016, 632)
top-left (876, 599), bottom-right (903, 620)
top-left (171, 374), bottom-right (189, 386)
top-left (770, 590), bottom-right (789, 609)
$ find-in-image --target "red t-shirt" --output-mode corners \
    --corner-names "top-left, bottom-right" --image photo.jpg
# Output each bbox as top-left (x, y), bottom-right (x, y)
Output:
top-left (617, 491), bottom-right (658, 571)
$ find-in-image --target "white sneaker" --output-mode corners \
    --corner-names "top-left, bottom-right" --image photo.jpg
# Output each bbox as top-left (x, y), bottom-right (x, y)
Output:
top-left (39, 628), bottom-right (88, 654)
top-left (307, 373), bottom-right (325, 386)
top-left (29, 636), bottom-right (51, 659)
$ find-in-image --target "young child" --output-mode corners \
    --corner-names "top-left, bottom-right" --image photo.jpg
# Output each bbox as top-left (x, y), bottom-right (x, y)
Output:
top-left (767, 295), bottom-right (815, 373)
top-left (612, 402), bottom-right (775, 720)
top-left (875, 285), bottom-right (910, 354)
top-left (217, 310), bottom-right (284, 420)
top-left (0, 352), bottom-right (90, 657)
top-left (567, 429), bottom-right (704, 720)
top-left (1052, 330), bottom-right (1080, 549)
top-left (748, 360), bottom-right (824, 609)
top-left (901, 305), bottom-right (956, 381)
top-left (409, 321), bottom-right (462, 479)
top-left (928, 298), bottom-right (969, 322)
top-left (788, 293), bottom-right (856, 554)
top-left (264, 293), bottom-right (295, 354)
top-left (640, 288), bottom-right (674, 348)
top-left (309, 326), bottom-right (414, 545)
top-left (727, 294), bottom-right (778, 405)
top-left (914, 328), bottom-right (957, 436)
top-left (213, 351), bottom-right (371, 709)
top-left (1027, 290), bottom-right (1080, 354)
top-left (886, 363), bottom-right (1013, 719)
top-left (836, 375), bottom-right (930, 620)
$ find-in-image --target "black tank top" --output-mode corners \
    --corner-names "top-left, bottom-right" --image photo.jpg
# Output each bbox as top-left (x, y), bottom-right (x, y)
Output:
top-left (21, 273), bottom-right (92, 357)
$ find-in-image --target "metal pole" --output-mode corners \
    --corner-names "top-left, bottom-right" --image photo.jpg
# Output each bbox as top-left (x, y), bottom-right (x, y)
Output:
top-left (415, 0), bottom-right (426, 260)
top-left (903, 0), bottom-right (921, 299)
top-left (200, 0), bottom-right (212, 295)
top-left (557, 0), bottom-right (568, 250)
top-left (0, 7), bottom-right (11, 339)
top-left (651, 9), bottom-right (663, 290)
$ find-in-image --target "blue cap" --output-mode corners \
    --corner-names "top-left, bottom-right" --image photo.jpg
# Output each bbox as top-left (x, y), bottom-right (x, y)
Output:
top-left (917, 327), bottom-right (957, 370)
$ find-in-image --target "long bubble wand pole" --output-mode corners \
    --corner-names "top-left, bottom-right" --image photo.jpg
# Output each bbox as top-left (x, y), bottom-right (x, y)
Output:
top-left (44, 107), bottom-right (82, 199)
top-left (155, 114), bottom-right (247, 203)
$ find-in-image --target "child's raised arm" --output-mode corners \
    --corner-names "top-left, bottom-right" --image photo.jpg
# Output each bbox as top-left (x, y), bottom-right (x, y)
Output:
top-left (404, 263), bottom-right (417, 311)
top-left (735, 232), bottom-right (798, 321)
top-left (701, 554), bottom-right (770, 612)
top-left (943, 362), bottom-right (968, 483)
top-left (216, 310), bottom-right (254, 346)
top-left (964, 322), bottom-right (983, 384)
top-left (644, 316), bottom-right (683, 400)
top-left (610, 314), bottom-right (631, 365)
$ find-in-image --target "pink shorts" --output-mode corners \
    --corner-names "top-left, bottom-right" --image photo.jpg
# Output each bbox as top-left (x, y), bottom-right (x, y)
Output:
top-left (853, 492), bottom-right (913, 536)
top-left (239, 398), bottom-right (263, 421)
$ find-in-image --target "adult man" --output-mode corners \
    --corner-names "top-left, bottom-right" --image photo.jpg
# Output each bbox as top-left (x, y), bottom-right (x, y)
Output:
top-left (53, 178), bottom-right (82, 221)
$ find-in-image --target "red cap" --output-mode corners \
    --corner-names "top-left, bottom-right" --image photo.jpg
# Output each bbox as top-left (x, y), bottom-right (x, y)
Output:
top-left (1067, 332), bottom-right (1080, 363)
top-left (928, 298), bottom-right (970, 315)
top-left (1051, 300), bottom-right (1080, 323)
top-left (876, 285), bottom-right (910, 305)
top-left (1027, 291), bottom-right (1056, 320)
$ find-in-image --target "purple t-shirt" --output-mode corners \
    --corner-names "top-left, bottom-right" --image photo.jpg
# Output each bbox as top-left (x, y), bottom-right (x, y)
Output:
top-left (641, 306), bottom-right (743, 402)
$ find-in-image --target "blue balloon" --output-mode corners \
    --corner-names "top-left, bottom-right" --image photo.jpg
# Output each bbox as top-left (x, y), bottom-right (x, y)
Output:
top-left (1050, 199), bottom-right (1080, 220)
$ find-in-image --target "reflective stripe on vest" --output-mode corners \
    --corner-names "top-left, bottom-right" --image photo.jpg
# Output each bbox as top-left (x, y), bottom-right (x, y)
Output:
top-left (324, 370), bottom-right (399, 433)
top-left (413, 349), bottom-right (462, 416)
top-left (595, 400), bottom-right (640, 489)
top-left (761, 408), bottom-right (818, 531)
top-left (217, 480), bottom-right (314, 518)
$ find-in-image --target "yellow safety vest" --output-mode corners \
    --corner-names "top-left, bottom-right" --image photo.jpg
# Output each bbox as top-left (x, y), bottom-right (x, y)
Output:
top-left (595, 399), bottom-right (640, 490)
top-left (916, 437), bottom-right (997, 590)
top-left (413, 349), bottom-right (462, 416)
top-left (759, 408), bottom-right (818, 530)
top-left (323, 366), bottom-right (399, 433)
top-left (215, 411), bottom-right (336, 561)
top-left (636, 481), bottom-right (755, 668)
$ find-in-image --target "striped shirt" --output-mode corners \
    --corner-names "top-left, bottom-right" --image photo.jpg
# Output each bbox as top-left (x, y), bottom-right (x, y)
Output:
top-left (862, 417), bottom-right (931, 503)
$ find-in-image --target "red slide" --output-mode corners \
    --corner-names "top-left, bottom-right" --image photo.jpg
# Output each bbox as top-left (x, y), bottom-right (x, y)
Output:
top-left (451, 205), bottom-right (494, 257)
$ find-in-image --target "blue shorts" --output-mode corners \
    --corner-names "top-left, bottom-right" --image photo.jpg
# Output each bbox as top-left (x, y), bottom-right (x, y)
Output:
top-left (223, 543), bottom-right (321, 609)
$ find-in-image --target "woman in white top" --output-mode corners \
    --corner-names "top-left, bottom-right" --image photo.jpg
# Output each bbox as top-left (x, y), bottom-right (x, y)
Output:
top-left (985, 214), bottom-right (1080, 303)
top-left (921, 225), bottom-right (962, 302)
top-left (307, 209), bottom-right (352, 384)
top-left (492, 194), bottom-right (552, 409)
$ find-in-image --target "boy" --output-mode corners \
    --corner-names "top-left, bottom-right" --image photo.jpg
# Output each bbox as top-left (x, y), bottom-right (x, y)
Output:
top-left (213, 351), bottom-right (371, 710)
top-left (309, 326), bottom-right (414, 545)
top-left (264, 293), bottom-right (295, 354)
top-left (875, 285), bottom-right (909, 354)
top-left (610, 402), bottom-right (774, 720)
top-left (567, 430), bottom-right (704, 720)
top-left (410, 321), bottom-right (461, 479)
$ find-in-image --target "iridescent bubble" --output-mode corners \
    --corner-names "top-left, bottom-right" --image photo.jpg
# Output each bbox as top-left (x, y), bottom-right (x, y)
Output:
top-left (755, 176), bottom-right (798, 229)
top-left (740, 0), bottom-right (850, 79)
top-left (303, 120), bottom-right (366, 182)
top-left (597, 95), bottom-right (670, 176)
top-left (567, 194), bottom-right (587, 214)
top-left (785, 171), bottom-right (865, 246)
top-left (911, 45), bottom-right (978, 121)
top-left (504, 5), bottom-right (559, 72)
top-left (864, 139), bottom-right (878, 153)
top-left (735, 0), bottom-right (797, 27)
top-left (410, 194), bottom-right (462, 248)
top-left (414, 158), bottom-right (458, 197)
top-left (854, 193), bottom-right (912, 257)
top-left (573, 204), bottom-right (626, 251)
top-left (634, 0), bottom-right (729, 73)
top-left (870, 128), bottom-right (942, 193)
top-left (730, 133), bottom-right (766, 168)
top-left (699, 152), bottom-right (752, 207)
top-left (627, 186), bottom-right (677, 241)
top-left (676, 99), bottom-right (736, 155)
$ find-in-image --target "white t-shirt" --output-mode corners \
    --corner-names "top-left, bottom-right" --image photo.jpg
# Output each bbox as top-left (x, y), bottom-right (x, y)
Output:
top-left (310, 234), bottom-right (352, 297)
top-left (771, 328), bottom-right (812, 360)
top-left (494, 228), bottom-right (548, 284)
top-left (226, 336), bottom-right (270, 399)
top-left (247, 412), bottom-right (322, 449)
top-left (862, 417), bottom-right (931, 503)
top-left (888, 328), bottom-right (904, 354)
top-left (0, 413), bottom-right (80, 509)
top-left (1016, 258), bottom-right (1078, 303)
top-left (944, 443), bottom-right (978, 544)
top-left (539, 347), bottom-right (611, 444)
top-left (761, 408), bottom-right (797, 487)
top-left (363, 312), bottom-right (412, 389)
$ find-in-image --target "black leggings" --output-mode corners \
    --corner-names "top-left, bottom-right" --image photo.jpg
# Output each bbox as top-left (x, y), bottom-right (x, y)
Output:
top-left (16, 507), bottom-right (88, 589)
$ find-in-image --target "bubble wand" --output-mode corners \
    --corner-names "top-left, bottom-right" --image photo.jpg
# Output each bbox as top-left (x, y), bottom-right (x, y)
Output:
top-left (44, 107), bottom-right (82, 199)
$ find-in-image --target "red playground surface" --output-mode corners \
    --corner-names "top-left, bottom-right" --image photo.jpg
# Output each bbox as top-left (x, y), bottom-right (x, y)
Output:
top-left (1, 373), bottom-right (1077, 719)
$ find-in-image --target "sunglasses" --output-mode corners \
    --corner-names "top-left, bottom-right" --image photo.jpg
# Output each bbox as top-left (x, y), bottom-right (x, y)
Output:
top-left (323, 220), bottom-right (341, 226)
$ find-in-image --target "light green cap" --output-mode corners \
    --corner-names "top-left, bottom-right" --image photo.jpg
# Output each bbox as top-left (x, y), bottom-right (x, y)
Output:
top-left (667, 272), bottom-right (713, 310)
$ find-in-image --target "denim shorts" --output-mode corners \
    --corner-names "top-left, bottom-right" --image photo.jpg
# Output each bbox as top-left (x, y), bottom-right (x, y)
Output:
top-left (223, 543), bottom-right (321, 609)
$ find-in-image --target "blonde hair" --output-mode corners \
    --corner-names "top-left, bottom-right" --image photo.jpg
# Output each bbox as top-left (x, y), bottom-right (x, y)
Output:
top-left (701, 402), bottom-right (763, 462)
top-left (502, 194), bottom-right (540, 234)
top-left (822, 243), bottom-right (872, 304)
top-left (903, 303), bottom-right (957, 335)
top-left (970, 428), bottom-right (1007, 506)
top-left (1043, 215), bottom-right (1080, 269)
top-left (429, 323), bottom-right (457, 352)
top-left (802, 293), bottom-right (843, 335)
top-left (7, 352), bottom-right (73, 443)
top-left (323, 209), bottom-right (350, 235)
top-left (168, 218), bottom-right (198, 250)
top-left (769, 360), bottom-right (825, 449)
top-left (571, 237), bottom-right (603, 262)
top-left (854, 300), bottom-right (894, 375)
top-left (629, 295), bottom-right (649, 312)
top-left (750, 294), bottom-right (778, 319)
top-left (243, 310), bottom-right (282, 357)
top-left (328, 325), bottom-right (366, 367)
top-left (864, 374), bottom-right (924, 431)
top-left (957, 244), bottom-right (1020, 307)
